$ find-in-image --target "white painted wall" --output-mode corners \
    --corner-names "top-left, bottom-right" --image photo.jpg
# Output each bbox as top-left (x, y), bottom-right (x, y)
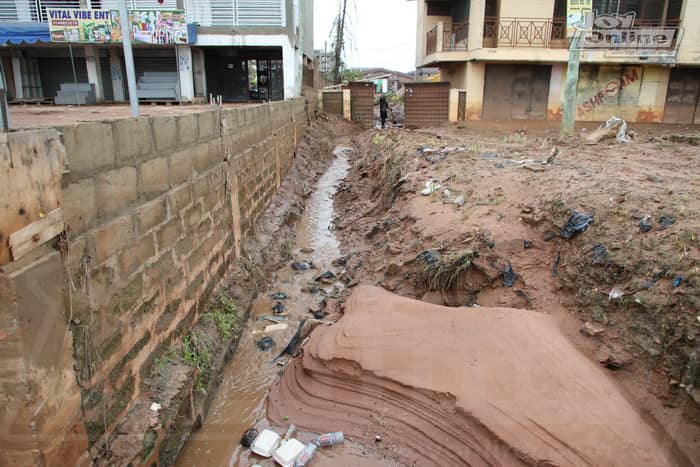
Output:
top-left (176, 44), bottom-right (195, 102)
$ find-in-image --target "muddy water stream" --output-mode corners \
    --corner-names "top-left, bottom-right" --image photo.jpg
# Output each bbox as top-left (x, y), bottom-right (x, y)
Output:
top-left (176, 147), bottom-right (380, 466)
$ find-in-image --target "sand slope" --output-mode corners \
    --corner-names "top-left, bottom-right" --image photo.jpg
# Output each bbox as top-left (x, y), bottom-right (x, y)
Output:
top-left (268, 286), bottom-right (675, 466)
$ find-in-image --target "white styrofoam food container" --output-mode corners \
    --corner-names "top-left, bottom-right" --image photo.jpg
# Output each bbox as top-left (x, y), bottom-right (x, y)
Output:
top-left (251, 429), bottom-right (281, 457)
top-left (273, 438), bottom-right (306, 467)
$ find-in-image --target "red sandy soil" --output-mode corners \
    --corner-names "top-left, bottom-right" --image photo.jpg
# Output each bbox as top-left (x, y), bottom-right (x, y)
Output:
top-left (269, 285), bottom-right (682, 466)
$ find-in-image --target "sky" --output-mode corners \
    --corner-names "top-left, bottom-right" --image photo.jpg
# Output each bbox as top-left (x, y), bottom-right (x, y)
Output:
top-left (313, 0), bottom-right (418, 73)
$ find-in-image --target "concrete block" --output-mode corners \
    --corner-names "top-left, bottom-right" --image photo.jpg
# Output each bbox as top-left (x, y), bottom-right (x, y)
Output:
top-left (61, 123), bottom-right (115, 177)
top-left (170, 148), bottom-right (194, 185)
top-left (63, 178), bottom-right (97, 234)
top-left (192, 174), bottom-right (210, 199)
top-left (208, 139), bottom-right (224, 167)
top-left (92, 215), bottom-right (135, 264)
top-left (135, 197), bottom-right (168, 234)
top-left (113, 118), bottom-right (153, 162)
top-left (151, 116), bottom-right (177, 153)
top-left (197, 110), bottom-right (219, 141)
top-left (155, 217), bottom-right (182, 252)
top-left (177, 114), bottom-right (198, 146)
top-left (168, 184), bottom-right (192, 211)
top-left (139, 156), bottom-right (170, 199)
top-left (192, 143), bottom-right (211, 173)
top-left (95, 166), bottom-right (138, 218)
top-left (118, 233), bottom-right (155, 278)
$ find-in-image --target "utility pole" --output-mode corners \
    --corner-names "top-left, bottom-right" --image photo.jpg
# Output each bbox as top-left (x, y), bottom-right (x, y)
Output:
top-left (119, 0), bottom-right (140, 117)
top-left (560, 34), bottom-right (580, 138)
top-left (333, 0), bottom-right (348, 85)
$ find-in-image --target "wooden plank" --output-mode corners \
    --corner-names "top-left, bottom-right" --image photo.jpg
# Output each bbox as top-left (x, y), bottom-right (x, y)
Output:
top-left (9, 208), bottom-right (64, 261)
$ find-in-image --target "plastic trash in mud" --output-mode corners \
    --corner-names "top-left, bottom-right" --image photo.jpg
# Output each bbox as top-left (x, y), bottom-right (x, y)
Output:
top-left (271, 292), bottom-right (289, 300)
top-left (310, 298), bottom-right (327, 319)
top-left (259, 314), bottom-right (288, 323)
top-left (273, 438), bottom-right (306, 466)
top-left (523, 240), bottom-right (534, 249)
top-left (543, 230), bottom-right (555, 241)
top-left (673, 275), bottom-right (683, 287)
top-left (149, 402), bottom-right (161, 412)
top-left (639, 215), bottom-right (652, 233)
top-left (592, 244), bottom-right (609, 265)
top-left (420, 179), bottom-right (441, 196)
top-left (273, 319), bottom-right (307, 362)
top-left (481, 151), bottom-right (497, 159)
top-left (659, 215), bottom-right (676, 229)
top-left (559, 211), bottom-right (594, 239)
top-left (251, 429), bottom-right (281, 457)
top-left (315, 432), bottom-right (344, 447)
top-left (283, 424), bottom-right (297, 440)
top-left (315, 271), bottom-right (336, 284)
top-left (608, 288), bottom-right (625, 300)
top-left (273, 301), bottom-right (286, 314)
top-left (264, 323), bottom-right (288, 333)
top-left (294, 442), bottom-right (318, 467)
top-left (241, 428), bottom-right (259, 448)
top-left (291, 261), bottom-right (313, 271)
top-left (454, 195), bottom-right (465, 207)
top-left (586, 116), bottom-right (632, 144)
top-left (502, 261), bottom-right (516, 288)
top-left (443, 188), bottom-right (451, 198)
top-left (551, 253), bottom-right (561, 277)
top-left (257, 336), bottom-right (276, 351)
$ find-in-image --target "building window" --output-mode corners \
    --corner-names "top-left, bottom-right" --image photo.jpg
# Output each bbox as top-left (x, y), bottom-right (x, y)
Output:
top-left (427, 2), bottom-right (452, 16)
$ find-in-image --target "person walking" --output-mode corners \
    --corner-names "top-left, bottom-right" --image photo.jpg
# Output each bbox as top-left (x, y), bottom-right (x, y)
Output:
top-left (379, 94), bottom-right (390, 129)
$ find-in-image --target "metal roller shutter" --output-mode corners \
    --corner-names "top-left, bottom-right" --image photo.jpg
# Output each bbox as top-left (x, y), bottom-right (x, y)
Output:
top-left (134, 52), bottom-right (176, 79)
top-left (38, 57), bottom-right (89, 99)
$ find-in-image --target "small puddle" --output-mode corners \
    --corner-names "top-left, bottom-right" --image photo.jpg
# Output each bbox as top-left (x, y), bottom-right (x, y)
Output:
top-left (176, 146), bottom-right (376, 466)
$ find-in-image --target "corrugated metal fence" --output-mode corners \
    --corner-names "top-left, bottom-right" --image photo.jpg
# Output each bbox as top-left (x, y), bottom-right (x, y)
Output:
top-left (404, 82), bottom-right (450, 128)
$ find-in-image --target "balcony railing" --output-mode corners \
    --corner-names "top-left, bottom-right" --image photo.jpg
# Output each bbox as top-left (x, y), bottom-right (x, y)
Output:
top-left (483, 17), bottom-right (568, 48)
top-left (426, 22), bottom-right (468, 56)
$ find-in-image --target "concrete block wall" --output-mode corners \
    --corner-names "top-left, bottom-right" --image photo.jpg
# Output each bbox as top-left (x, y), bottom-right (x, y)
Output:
top-left (0, 98), bottom-right (313, 465)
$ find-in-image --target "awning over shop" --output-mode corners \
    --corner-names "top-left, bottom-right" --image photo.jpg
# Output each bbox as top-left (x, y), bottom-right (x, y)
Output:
top-left (0, 22), bottom-right (50, 45)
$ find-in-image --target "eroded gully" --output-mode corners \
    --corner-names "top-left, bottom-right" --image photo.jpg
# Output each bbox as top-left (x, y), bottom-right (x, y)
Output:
top-left (176, 145), bottom-right (384, 467)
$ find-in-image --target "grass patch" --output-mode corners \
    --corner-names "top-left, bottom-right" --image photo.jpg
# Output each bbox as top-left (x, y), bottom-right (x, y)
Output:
top-left (416, 250), bottom-right (476, 291)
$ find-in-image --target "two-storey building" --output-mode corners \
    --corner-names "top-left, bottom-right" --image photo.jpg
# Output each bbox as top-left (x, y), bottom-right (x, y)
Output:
top-left (414, 0), bottom-right (698, 123)
top-left (0, 0), bottom-right (313, 104)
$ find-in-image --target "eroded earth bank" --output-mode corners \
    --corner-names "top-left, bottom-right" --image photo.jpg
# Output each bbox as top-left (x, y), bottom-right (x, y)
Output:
top-left (182, 119), bottom-right (700, 466)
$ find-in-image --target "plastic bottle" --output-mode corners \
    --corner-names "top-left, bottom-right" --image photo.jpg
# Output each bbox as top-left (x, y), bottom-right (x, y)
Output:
top-left (293, 442), bottom-right (318, 467)
top-left (284, 424), bottom-right (297, 440)
top-left (315, 432), bottom-right (344, 447)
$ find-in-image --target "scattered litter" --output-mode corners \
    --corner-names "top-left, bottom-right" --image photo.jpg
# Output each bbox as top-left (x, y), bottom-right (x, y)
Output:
top-left (494, 162), bottom-right (505, 169)
top-left (523, 163), bottom-right (546, 172)
top-left (454, 195), bottom-right (465, 207)
top-left (291, 261), bottom-right (313, 271)
top-left (375, 435), bottom-right (382, 444)
top-left (608, 288), bottom-right (625, 300)
top-left (259, 314), bottom-right (288, 323)
top-left (481, 151), bottom-right (497, 159)
top-left (545, 147), bottom-right (559, 164)
top-left (643, 268), bottom-right (668, 289)
top-left (315, 271), bottom-right (336, 284)
top-left (264, 323), bottom-right (289, 333)
top-left (600, 353), bottom-right (633, 370)
top-left (294, 442), bottom-right (318, 467)
top-left (420, 180), bottom-right (442, 196)
top-left (516, 289), bottom-right (532, 307)
top-left (592, 244), bottom-right (609, 265)
top-left (332, 254), bottom-right (352, 267)
top-left (659, 215), bottom-right (676, 229)
top-left (301, 284), bottom-right (322, 294)
top-left (581, 321), bottom-right (606, 337)
top-left (673, 275), bottom-right (683, 287)
top-left (300, 247), bottom-right (314, 254)
top-left (274, 438), bottom-right (306, 467)
top-left (274, 320), bottom-right (307, 362)
top-left (551, 253), bottom-right (561, 277)
top-left (310, 299), bottom-right (327, 319)
top-left (241, 428), bottom-right (259, 448)
top-left (443, 188), bottom-right (451, 198)
top-left (502, 261), bottom-right (516, 288)
top-left (543, 230), bottom-right (556, 241)
top-left (523, 240), bottom-right (534, 249)
top-left (639, 215), bottom-right (652, 233)
top-left (251, 429), bottom-right (281, 458)
top-left (586, 116), bottom-right (632, 144)
top-left (149, 402), bottom-right (161, 412)
top-left (283, 424), bottom-right (297, 440)
top-left (271, 292), bottom-right (289, 300)
top-left (273, 301), bottom-right (286, 314)
top-left (559, 211), bottom-right (594, 239)
top-left (257, 336), bottom-right (276, 351)
top-left (315, 432), bottom-right (344, 447)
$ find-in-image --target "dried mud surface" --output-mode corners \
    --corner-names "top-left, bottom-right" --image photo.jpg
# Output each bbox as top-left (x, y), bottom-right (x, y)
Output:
top-left (269, 285), bottom-right (680, 466)
top-left (290, 120), bottom-right (700, 465)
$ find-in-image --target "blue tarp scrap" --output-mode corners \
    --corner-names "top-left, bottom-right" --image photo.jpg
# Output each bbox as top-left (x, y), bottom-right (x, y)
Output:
top-left (0, 22), bottom-right (50, 45)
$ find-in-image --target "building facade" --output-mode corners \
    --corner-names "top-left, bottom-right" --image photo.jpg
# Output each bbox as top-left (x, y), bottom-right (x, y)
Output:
top-left (415, 0), bottom-right (699, 123)
top-left (0, 0), bottom-right (314, 104)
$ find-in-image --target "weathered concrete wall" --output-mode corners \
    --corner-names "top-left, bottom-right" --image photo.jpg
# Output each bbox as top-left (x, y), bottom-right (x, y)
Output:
top-left (0, 95), bottom-right (317, 465)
